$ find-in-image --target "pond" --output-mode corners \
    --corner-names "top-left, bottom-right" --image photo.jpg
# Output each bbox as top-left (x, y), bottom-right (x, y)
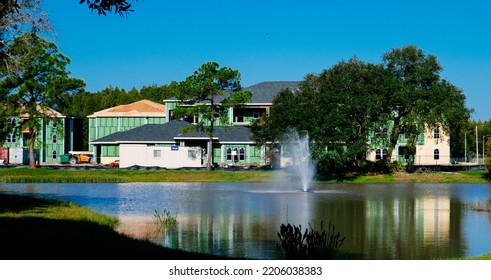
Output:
top-left (1, 182), bottom-right (491, 260)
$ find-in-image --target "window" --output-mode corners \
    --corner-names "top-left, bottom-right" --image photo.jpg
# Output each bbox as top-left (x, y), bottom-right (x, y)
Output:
top-left (434, 149), bottom-right (440, 160)
top-left (188, 149), bottom-right (197, 159)
top-left (52, 120), bottom-right (57, 128)
top-left (434, 127), bottom-right (440, 139)
top-left (253, 109), bottom-right (260, 119)
top-left (376, 127), bottom-right (388, 137)
top-left (226, 148), bottom-right (232, 161)
top-left (7, 117), bottom-right (16, 125)
top-left (226, 147), bottom-right (243, 161)
top-left (382, 149), bottom-right (388, 160)
top-left (239, 147), bottom-right (245, 161)
top-left (375, 149), bottom-right (387, 160)
top-left (153, 150), bottom-right (161, 158)
top-left (227, 148), bottom-right (238, 161)
top-left (52, 151), bottom-right (57, 159)
top-left (7, 133), bottom-right (16, 143)
top-left (52, 135), bottom-right (57, 144)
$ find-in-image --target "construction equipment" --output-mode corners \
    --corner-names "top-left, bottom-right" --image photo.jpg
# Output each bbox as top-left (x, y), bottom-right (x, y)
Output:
top-left (67, 151), bottom-right (93, 164)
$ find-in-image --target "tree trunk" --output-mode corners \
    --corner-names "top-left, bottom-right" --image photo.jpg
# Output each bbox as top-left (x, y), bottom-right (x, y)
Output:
top-left (206, 98), bottom-right (215, 171)
top-left (28, 127), bottom-right (36, 169)
top-left (207, 137), bottom-right (213, 171)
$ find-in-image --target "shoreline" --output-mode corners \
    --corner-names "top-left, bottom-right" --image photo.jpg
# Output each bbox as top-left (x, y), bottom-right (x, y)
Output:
top-left (0, 167), bottom-right (489, 184)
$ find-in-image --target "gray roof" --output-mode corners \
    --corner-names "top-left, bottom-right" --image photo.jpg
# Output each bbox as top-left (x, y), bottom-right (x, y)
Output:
top-left (177, 125), bottom-right (253, 143)
top-left (91, 120), bottom-right (253, 144)
top-left (243, 81), bottom-right (300, 103)
top-left (164, 81), bottom-right (300, 104)
top-left (91, 120), bottom-right (191, 144)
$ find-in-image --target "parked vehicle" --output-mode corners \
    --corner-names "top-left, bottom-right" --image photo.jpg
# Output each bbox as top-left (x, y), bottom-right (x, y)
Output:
top-left (67, 151), bottom-right (94, 164)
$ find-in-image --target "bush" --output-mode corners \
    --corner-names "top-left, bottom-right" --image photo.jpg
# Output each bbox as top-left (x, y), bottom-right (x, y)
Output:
top-left (276, 221), bottom-right (345, 259)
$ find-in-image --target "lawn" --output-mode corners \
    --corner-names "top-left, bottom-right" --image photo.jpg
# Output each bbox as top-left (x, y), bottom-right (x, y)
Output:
top-left (0, 166), bottom-right (489, 184)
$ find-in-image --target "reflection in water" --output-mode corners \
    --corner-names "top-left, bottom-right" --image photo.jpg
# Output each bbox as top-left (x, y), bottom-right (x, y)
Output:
top-left (1, 182), bottom-right (491, 259)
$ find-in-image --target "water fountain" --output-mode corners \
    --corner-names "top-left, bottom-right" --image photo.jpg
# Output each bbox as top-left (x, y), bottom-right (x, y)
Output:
top-left (283, 129), bottom-right (315, 192)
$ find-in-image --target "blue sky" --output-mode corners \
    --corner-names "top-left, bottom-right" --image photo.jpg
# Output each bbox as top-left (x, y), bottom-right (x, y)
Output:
top-left (41, 0), bottom-right (491, 121)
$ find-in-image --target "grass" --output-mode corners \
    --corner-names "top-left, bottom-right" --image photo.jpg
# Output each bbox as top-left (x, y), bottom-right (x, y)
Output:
top-left (322, 170), bottom-right (490, 184)
top-left (0, 193), bottom-right (230, 260)
top-left (1, 166), bottom-right (489, 184)
top-left (0, 167), bottom-right (285, 183)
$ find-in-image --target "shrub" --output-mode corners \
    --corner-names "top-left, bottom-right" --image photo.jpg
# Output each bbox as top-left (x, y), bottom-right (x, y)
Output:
top-left (276, 221), bottom-right (345, 259)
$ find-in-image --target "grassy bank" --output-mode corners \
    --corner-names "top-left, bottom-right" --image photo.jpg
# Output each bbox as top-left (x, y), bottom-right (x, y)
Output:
top-left (0, 166), bottom-right (489, 184)
top-left (0, 193), bottom-right (228, 260)
top-left (0, 167), bottom-right (283, 183)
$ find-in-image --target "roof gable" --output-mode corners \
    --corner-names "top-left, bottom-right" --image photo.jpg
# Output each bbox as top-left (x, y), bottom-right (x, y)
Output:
top-left (87, 99), bottom-right (166, 118)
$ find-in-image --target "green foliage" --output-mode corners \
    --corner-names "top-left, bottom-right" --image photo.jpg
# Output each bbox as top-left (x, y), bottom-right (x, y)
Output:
top-left (171, 62), bottom-right (252, 171)
top-left (253, 46), bottom-right (472, 175)
top-left (1, 33), bottom-right (85, 166)
top-left (276, 221), bottom-right (345, 259)
top-left (383, 45), bottom-right (472, 166)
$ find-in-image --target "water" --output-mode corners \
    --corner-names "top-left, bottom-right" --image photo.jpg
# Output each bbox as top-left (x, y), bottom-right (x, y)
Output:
top-left (283, 129), bottom-right (315, 192)
top-left (2, 182), bottom-right (491, 260)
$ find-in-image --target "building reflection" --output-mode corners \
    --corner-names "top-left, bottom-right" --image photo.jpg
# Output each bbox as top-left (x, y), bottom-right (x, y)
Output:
top-left (117, 188), bottom-right (467, 260)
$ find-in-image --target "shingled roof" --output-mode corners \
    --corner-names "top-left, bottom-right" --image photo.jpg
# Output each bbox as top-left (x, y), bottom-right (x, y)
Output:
top-left (164, 81), bottom-right (300, 104)
top-left (91, 120), bottom-right (253, 144)
top-left (243, 81), bottom-right (300, 104)
top-left (87, 99), bottom-right (166, 118)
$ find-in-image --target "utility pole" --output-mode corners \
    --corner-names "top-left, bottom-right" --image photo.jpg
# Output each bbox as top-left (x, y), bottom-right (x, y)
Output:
top-left (476, 126), bottom-right (479, 164)
top-left (484, 135), bottom-right (489, 163)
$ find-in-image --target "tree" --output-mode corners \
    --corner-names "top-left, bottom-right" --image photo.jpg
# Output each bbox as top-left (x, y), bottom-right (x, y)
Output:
top-left (1, 32), bottom-right (85, 168)
top-left (1, 0), bottom-right (51, 142)
top-left (172, 62), bottom-right (252, 171)
top-left (382, 45), bottom-right (472, 168)
top-left (80, 0), bottom-right (136, 16)
top-left (252, 58), bottom-right (393, 174)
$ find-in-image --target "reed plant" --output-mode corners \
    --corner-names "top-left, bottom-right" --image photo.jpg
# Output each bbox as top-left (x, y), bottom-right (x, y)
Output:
top-left (153, 208), bottom-right (178, 231)
top-left (276, 221), bottom-right (345, 259)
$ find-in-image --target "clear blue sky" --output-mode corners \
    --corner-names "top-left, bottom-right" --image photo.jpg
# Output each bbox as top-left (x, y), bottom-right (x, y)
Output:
top-left (41, 0), bottom-right (491, 121)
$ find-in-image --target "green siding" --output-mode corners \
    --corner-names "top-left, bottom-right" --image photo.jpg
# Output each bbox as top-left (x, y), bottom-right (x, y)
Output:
top-left (89, 115), bottom-right (166, 161)
top-left (3, 117), bottom-right (66, 164)
top-left (102, 145), bottom-right (119, 157)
